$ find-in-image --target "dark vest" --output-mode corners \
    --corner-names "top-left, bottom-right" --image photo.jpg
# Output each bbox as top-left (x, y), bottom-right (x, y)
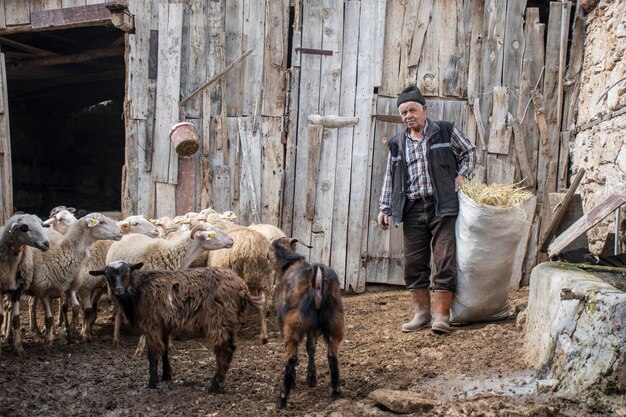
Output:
top-left (387, 120), bottom-right (459, 226)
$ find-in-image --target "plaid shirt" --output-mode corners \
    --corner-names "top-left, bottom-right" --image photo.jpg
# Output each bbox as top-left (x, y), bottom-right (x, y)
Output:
top-left (379, 120), bottom-right (477, 214)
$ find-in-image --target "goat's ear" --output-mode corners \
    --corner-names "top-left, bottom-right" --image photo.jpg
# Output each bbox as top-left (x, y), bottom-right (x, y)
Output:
top-left (291, 237), bottom-right (312, 249)
top-left (89, 270), bottom-right (105, 276)
top-left (68, 207), bottom-right (76, 213)
top-left (129, 262), bottom-right (144, 271)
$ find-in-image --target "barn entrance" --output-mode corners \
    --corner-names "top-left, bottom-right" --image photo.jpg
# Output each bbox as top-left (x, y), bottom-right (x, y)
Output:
top-left (1, 26), bottom-right (125, 219)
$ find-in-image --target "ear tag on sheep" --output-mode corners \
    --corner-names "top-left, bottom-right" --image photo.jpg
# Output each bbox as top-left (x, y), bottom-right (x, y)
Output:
top-left (87, 218), bottom-right (99, 228)
top-left (208, 231), bottom-right (216, 239)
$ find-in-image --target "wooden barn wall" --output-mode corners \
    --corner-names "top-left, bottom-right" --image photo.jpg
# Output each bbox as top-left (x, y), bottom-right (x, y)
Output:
top-left (0, 1), bottom-right (580, 291)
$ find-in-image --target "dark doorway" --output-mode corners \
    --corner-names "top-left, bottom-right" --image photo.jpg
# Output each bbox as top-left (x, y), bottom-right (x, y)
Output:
top-left (1, 26), bottom-right (125, 219)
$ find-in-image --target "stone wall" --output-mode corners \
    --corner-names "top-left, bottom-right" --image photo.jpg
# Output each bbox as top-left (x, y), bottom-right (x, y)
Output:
top-left (572, 0), bottom-right (626, 254)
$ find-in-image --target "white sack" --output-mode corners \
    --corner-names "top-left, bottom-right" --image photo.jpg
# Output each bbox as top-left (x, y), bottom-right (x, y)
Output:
top-left (451, 190), bottom-right (531, 324)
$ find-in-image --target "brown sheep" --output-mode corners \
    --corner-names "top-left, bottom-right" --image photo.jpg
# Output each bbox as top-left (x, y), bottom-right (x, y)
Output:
top-left (90, 261), bottom-right (261, 391)
top-left (270, 237), bottom-right (345, 409)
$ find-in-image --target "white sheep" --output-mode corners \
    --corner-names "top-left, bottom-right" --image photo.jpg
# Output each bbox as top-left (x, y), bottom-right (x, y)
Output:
top-left (14, 213), bottom-right (122, 355)
top-left (77, 215), bottom-right (160, 341)
top-left (0, 214), bottom-right (50, 353)
top-left (247, 223), bottom-right (286, 243)
top-left (106, 223), bottom-right (233, 350)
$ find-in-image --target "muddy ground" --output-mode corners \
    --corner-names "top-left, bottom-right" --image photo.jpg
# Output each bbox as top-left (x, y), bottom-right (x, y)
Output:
top-left (0, 288), bottom-right (621, 417)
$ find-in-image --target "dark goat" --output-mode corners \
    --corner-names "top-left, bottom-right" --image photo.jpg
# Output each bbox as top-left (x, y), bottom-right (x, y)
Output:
top-left (270, 237), bottom-right (344, 409)
top-left (90, 261), bottom-right (260, 391)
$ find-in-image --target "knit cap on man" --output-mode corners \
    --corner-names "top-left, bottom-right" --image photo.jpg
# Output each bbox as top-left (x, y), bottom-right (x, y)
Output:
top-left (397, 85), bottom-right (426, 108)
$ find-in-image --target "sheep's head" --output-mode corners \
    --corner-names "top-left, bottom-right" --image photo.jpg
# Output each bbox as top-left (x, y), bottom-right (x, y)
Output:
top-left (7, 214), bottom-right (50, 253)
top-left (190, 223), bottom-right (234, 250)
top-left (80, 213), bottom-right (123, 241)
top-left (90, 260), bottom-right (143, 297)
top-left (49, 205), bottom-right (76, 218)
top-left (118, 215), bottom-right (160, 238)
top-left (44, 209), bottom-right (77, 235)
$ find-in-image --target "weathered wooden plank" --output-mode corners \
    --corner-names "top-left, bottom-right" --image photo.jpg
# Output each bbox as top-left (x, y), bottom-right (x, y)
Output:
top-left (479, 0), bottom-right (506, 150)
top-left (511, 116), bottom-right (534, 188)
top-left (416, 0), bottom-right (440, 96)
top-left (548, 186), bottom-right (626, 257)
top-left (261, 0), bottom-right (288, 117)
top-left (242, 0), bottom-right (264, 117)
top-left (137, 100), bottom-right (154, 216)
top-left (281, 66), bottom-right (299, 236)
top-left (63, 0), bottom-right (87, 7)
top-left (467, 0), bottom-right (484, 101)
top-left (442, 99), bottom-right (467, 133)
top-left (0, 2), bottom-right (6, 30)
top-left (487, 86), bottom-right (511, 154)
top-left (502, 0), bottom-right (526, 116)
top-left (122, 116), bottom-right (138, 218)
top-left (225, 0), bottom-right (243, 116)
top-left (562, 1), bottom-right (584, 132)
top-left (0, 53), bottom-right (12, 222)
top-left (206, 0), bottom-right (224, 118)
top-left (539, 167), bottom-right (585, 252)
top-left (331, 0), bottom-right (360, 285)
top-left (305, 124), bottom-right (323, 221)
top-left (32, 1), bottom-right (63, 13)
top-left (211, 166), bottom-right (231, 214)
top-left (152, 2), bottom-right (182, 185)
top-left (155, 182), bottom-right (176, 218)
top-left (407, 0), bottom-right (434, 69)
top-left (237, 117), bottom-right (261, 225)
top-left (5, 1), bottom-right (30, 26)
top-left (31, 4), bottom-right (111, 30)
top-left (309, 0), bottom-right (343, 265)
top-left (557, 130), bottom-right (570, 191)
top-left (537, 2), bottom-right (562, 204)
top-left (556, 0), bottom-right (570, 134)
top-left (510, 194), bottom-right (536, 289)
top-left (291, 0), bottom-right (323, 256)
top-left (349, 0), bottom-right (384, 293)
top-left (260, 116), bottom-right (283, 225)
top-left (487, 153), bottom-right (515, 184)
top-left (366, 97), bottom-right (404, 286)
top-left (180, 0), bottom-right (206, 119)
top-left (518, 8), bottom-right (544, 178)
top-left (380, 0), bottom-right (404, 96)
top-left (126, 0), bottom-right (150, 120)
top-left (397, 0), bottom-right (417, 94)
top-left (440, 0), bottom-right (460, 97)
top-left (457, 0), bottom-right (471, 97)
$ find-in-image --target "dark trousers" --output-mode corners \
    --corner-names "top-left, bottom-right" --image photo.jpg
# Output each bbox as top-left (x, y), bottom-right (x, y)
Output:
top-left (402, 199), bottom-right (457, 292)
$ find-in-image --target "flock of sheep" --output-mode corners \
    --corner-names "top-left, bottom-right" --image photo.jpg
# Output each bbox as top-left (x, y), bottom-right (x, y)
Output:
top-left (0, 205), bottom-right (344, 408)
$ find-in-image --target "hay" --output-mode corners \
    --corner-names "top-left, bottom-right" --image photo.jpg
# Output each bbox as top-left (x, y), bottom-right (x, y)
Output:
top-left (461, 181), bottom-right (532, 208)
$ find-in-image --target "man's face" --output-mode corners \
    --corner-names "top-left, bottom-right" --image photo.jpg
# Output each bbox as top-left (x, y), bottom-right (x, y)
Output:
top-left (399, 101), bottom-right (427, 132)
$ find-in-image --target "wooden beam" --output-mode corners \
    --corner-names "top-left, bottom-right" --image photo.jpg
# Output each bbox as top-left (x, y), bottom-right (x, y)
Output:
top-left (511, 115), bottom-right (534, 188)
top-left (179, 48), bottom-right (253, 109)
top-left (30, 4), bottom-right (113, 31)
top-left (0, 36), bottom-right (57, 56)
top-left (307, 115), bottom-right (358, 128)
top-left (10, 46), bottom-right (124, 68)
top-left (539, 168), bottom-right (585, 252)
top-left (305, 124), bottom-right (323, 221)
top-left (548, 185), bottom-right (626, 257)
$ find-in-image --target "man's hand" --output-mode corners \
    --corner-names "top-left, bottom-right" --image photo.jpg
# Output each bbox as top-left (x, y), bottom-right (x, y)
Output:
top-left (377, 211), bottom-right (389, 230)
top-left (455, 174), bottom-right (465, 192)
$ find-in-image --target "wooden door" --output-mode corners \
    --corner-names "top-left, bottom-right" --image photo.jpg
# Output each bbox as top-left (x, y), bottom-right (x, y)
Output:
top-left (0, 53), bottom-right (13, 224)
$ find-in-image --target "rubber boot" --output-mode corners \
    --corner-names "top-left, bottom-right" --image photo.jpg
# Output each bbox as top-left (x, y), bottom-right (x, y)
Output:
top-left (431, 290), bottom-right (453, 334)
top-left (401, 288), bottom-right (431, 332)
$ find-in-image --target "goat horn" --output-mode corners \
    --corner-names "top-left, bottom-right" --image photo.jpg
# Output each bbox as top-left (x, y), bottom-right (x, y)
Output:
top-left (189, 223), bottom-right (205, 239)
top-left (293, 238), bottom-right (312, 249)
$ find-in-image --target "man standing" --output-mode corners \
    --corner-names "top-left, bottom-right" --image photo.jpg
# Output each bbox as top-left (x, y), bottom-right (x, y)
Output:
top-left (377, 85), bottom-right (477, 334)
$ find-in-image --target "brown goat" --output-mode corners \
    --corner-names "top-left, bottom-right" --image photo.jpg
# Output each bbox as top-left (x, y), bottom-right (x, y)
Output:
top-left (90, 261), bottom-right (260, 391)
top-left (270, 237), bottom-right (345, 409)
